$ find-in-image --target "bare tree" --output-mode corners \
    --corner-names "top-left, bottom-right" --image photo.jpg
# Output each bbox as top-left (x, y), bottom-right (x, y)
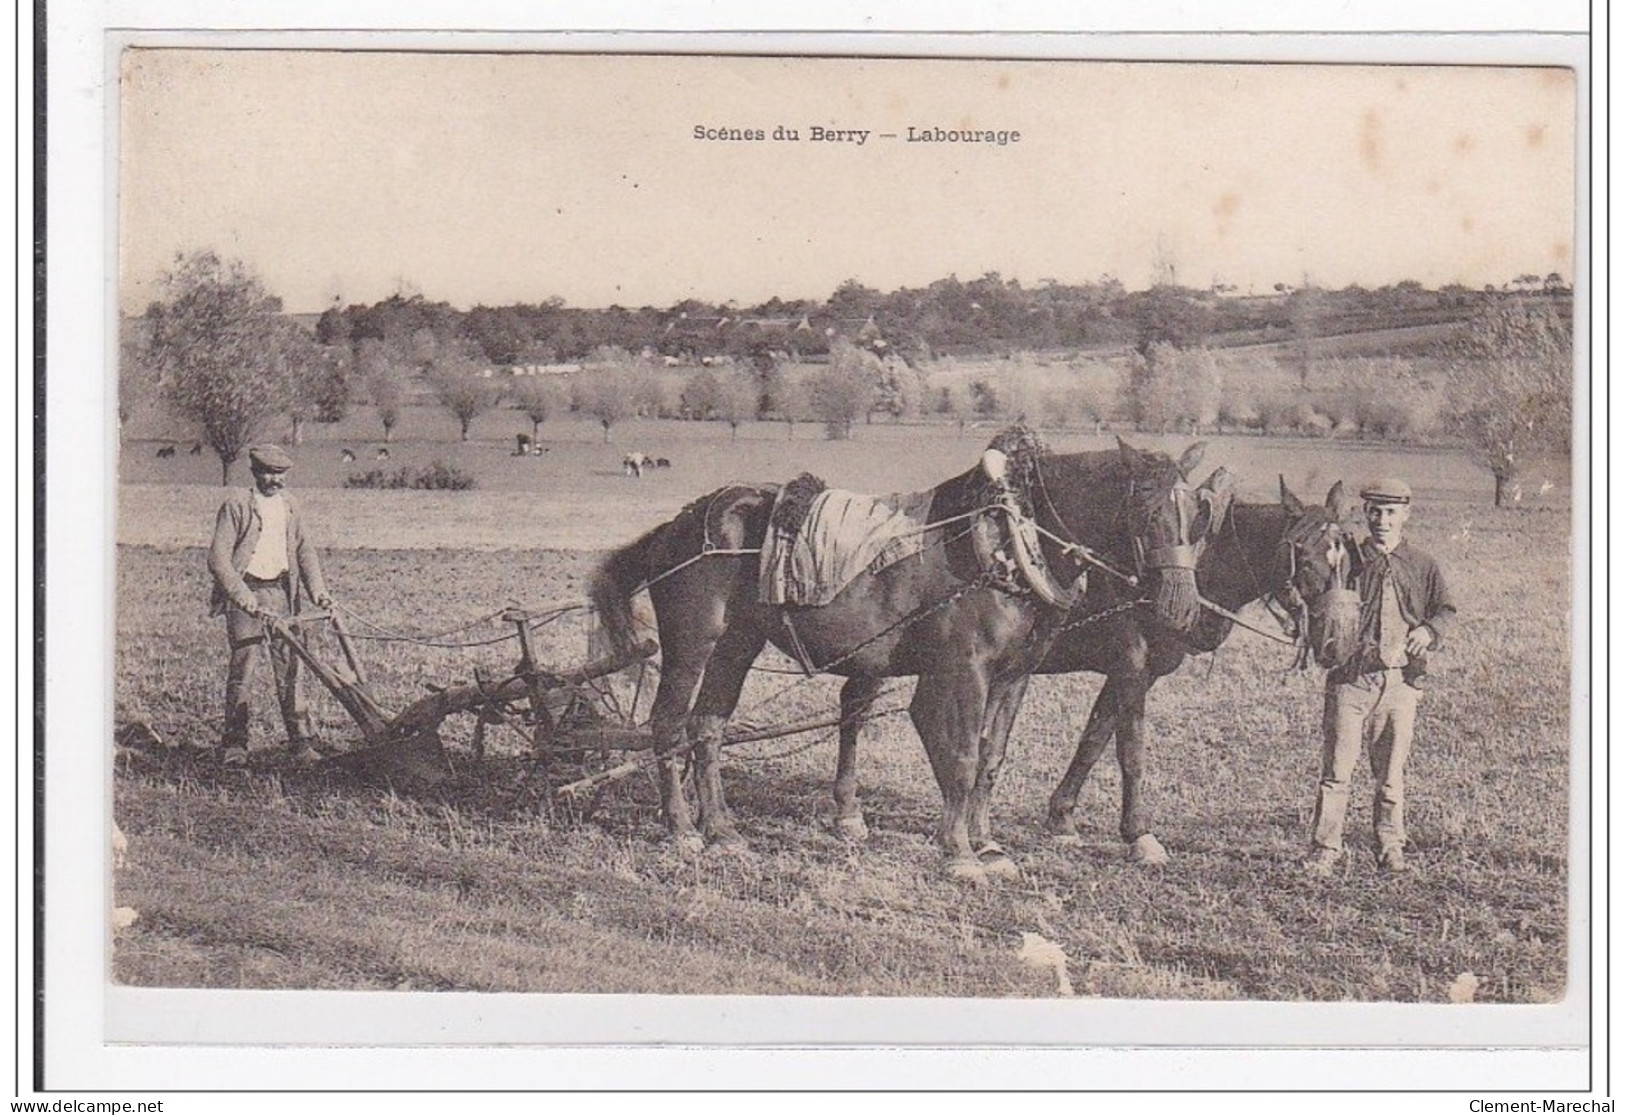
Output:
top-left (511, 376), bottom-right (562, 444)
top-left (775, 373), bottom-right (816, 440)
top-left (356, 336), bottom-right (411, 442)
top-left (680, 369), bottom-right (721, 419)
top-left (284, 331), bottom-right (350, 445)
top-left (576, 346), bottom-right (641, 442)
top-left (715, 368), bottom-right (757, 439)
top-left (1446, 298), bottom-right (1572, 507)
top-left (811, 339), bottom-right (878, 439)
top-left (143, 251), bottom-right (295, 484)
top-left (428, 350), bottom-right (495, 441)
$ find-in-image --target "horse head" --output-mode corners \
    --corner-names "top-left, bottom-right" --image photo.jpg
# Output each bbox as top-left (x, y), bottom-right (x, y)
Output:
top-left (1277, 477), bottom-right (1364, 668)
top-left (1115, 438), bottom-right (1234, 634)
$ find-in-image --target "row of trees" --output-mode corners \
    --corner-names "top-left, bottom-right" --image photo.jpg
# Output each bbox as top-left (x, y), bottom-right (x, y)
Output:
top-left (310, 270), bottom-right (1569, 369)
top-left (129, 251), bottom-right (1573, 504)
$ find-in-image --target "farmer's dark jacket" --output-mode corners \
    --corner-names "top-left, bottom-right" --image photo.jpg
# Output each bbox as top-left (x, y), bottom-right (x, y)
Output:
top-left (207, 488), bottom-right (329, 616)
top-left (1340, 538), bottom-right (1455, 679)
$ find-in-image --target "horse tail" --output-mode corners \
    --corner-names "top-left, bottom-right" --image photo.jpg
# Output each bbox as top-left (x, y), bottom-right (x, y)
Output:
top-left (590, 526), bottom-right (662, 658)
top-left (592, 484), bottom-right (775, 658)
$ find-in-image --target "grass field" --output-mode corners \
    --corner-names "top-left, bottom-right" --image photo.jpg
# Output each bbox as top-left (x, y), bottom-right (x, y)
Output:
top-left (111, 429), bottom-right (1576, 1002)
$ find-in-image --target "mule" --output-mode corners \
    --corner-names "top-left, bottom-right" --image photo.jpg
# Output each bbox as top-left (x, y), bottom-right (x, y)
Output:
top-left (591, 434), bottom-right (1226, 882)
top-left (832, 479), bottom-right (1363, 864)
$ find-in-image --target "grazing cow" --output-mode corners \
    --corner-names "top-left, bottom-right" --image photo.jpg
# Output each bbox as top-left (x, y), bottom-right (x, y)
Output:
top-left (622, 452), bottom-right (652, 478)
top-left (654, 457), bottom-right (672, 469)
top-left (156, 445), bottom-right (176, 459)
top-left (189, 442), bottom-right (203, 456)
top-left (515, 433), bottom-right (533, 456)
top-left (339, 449), bottom-right (357, 463)
top-left (376, 447), bottom-right (390, 460)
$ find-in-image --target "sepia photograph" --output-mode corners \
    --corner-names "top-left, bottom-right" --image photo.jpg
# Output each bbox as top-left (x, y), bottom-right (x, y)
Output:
top-left (52, 24), bottom-right (1591, 1090)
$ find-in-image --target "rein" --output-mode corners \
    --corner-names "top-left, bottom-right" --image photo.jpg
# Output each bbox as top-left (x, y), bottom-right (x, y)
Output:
top-left (1186, 594), bottom-right (1301, 648)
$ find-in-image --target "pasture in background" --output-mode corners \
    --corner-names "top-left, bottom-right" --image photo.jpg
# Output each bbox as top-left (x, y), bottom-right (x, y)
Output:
top-left (111, 427), bottom-right (1573, 1001)
top-left (119, 424), bottom-right (1569, 551)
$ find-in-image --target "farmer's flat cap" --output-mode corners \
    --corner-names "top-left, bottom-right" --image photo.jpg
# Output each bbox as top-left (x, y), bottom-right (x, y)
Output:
top-left (248, 444), bottom-right (294, 472)
top-left (1360, 477), bottom-right (1412, 505)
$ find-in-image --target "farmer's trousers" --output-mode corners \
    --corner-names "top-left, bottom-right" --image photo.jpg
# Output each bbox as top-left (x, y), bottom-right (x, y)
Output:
top-left (1311, 668), bottom-right (1419, 857)
top-left (222, 577), bottom-right (312, 747)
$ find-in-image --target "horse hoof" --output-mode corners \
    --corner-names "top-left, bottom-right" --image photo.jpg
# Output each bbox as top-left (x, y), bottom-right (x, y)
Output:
top-left (1129, 834), bottom-right (1170, 865)
top-left (944, 857), bottom-right (988, 885)
top-left (834, 815), bottom-right (871, 843)
top-left (978, 850), bottom-right (1022, 883)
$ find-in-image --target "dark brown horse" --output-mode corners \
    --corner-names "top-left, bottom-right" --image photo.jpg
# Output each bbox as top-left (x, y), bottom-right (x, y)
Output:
top-left (832, 478), bottom-right (1365, 864)
top-left (591, 435), bottom-right (1225, 882)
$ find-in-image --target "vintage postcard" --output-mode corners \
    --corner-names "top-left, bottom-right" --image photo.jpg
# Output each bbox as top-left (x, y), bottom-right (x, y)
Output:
top-left (39, 17), bottom-right (1594, 1095)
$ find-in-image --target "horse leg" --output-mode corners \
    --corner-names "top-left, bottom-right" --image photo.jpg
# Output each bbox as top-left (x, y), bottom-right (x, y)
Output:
top-left (647, 659), bottom-right (706, 855)
top-left (1044, 679), bottom-right (1121, 843)
top-left (833, 676), bottom-right (883, 842)
top-left (1115, 678), bottom-right (1168, 865)
top-left (687, 623), bottom-right (767, 852)
top-left (910, 667), bottom-right (991, 884)
top-left (969, 674), bottom-right (1028, 881)
top-left (645, 603), bottom-right (731, 855)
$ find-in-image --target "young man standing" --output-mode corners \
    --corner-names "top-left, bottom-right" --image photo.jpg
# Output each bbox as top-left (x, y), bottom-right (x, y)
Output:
top-left (1305, 477), bottom-right (1456, 876)
top-left (206, 444), bottom-right (334, 766)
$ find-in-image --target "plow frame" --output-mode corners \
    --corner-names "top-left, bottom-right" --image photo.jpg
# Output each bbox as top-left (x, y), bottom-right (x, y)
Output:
top-left (267, 608), bottom-right (659, 788)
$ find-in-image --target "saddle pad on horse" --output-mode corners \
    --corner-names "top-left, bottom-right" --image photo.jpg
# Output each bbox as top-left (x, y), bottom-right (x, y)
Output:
top-left (759, 487), bottom-right (936, 606)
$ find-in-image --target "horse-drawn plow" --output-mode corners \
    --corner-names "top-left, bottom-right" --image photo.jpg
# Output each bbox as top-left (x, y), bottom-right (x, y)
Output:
top-left (261, 604), bottom-right (887, 809)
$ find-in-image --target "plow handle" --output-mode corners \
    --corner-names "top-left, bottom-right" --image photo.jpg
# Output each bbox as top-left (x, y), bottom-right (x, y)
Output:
top-left (267, 616), bottom-right (392, 741)
top-left (328, 609), bottom-right (370, 687)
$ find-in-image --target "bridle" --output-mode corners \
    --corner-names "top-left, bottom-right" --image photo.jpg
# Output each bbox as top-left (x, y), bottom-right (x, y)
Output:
top-left (1129, 474), bottom-right (1207, 581)
top-left (1262, 514), bottom-right (1362, 667)
top-left (1027, 454), bottom-right (1217, 591)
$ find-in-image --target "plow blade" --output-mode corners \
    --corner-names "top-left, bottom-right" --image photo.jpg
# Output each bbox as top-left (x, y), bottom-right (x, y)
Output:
top-left (326, 728), bottom-right (453, 789)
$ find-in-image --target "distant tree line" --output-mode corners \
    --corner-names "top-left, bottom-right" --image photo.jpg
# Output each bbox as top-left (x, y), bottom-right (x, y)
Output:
top-left (309, 271), bottom-right (1570, 369)
top-left (126, 250), bottom-right (1572, 506)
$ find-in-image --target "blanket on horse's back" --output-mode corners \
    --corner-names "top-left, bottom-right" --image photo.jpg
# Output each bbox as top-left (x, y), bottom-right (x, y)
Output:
top-left (758, 480), bottom-right (937, 606)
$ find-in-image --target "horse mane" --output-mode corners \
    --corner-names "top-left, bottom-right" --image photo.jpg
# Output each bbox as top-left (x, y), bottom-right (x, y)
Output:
top-left (1023, 445), bottom-right (1140, 558)
top-left (1195, 500), bottom-right (1283, 609)
top-left (770, 472), bottom-right (828, 536)
top-left (981, 423), bottom-right (1048, 514)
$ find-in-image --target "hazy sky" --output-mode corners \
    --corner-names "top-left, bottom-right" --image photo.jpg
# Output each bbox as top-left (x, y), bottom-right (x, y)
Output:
top-left (118, 52), bottom-right (1575, 313)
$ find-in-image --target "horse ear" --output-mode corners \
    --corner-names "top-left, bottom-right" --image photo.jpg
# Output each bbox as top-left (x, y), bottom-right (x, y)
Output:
top-left (1117, 436), bottom-right (1137, 469)
top-left (1177, 442), bottom-right (1208, 477)
top-left (1280, 475), bottom-right (1307, 516)
top-left (1200, 466), bottom-right (1237, 498)
top-left (1194, 467), bottom-right (1236, 537)
top-left (1325, 480), bottom-right (1347, 514)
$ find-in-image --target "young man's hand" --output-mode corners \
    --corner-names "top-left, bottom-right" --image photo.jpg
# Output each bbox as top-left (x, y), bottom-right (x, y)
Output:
top-left (1404, 626), bottom-right (1434, 656)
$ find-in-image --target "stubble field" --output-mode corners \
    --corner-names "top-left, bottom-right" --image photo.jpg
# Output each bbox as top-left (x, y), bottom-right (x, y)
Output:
top-left (111, 423), bottom-right (1576, 1004)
